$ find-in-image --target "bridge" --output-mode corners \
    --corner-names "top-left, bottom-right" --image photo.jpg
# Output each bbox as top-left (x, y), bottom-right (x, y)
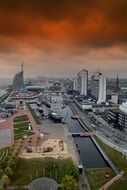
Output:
top-left (71, 131), bottom-right (96, 137)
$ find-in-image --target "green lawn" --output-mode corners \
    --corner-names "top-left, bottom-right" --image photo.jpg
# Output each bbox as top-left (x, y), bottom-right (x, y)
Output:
top-left (14, 121), bottom-right (29, 128)
top-left (14, 131), bottom-right (34, 140)
top-left (14, 115), bottom-right (34, 140)
top-left (95, 136), bottom-right (127, 190)
top-left (27, 103), bottom-right (41, 124)
top-left (0, 147), bottom-right (10, 161)
top-left (12, 157), bottom-right (77, 185)
top-left (14, 115), bottom-right (28, 123)
top-left (86, 168), bottom-right (115, 190)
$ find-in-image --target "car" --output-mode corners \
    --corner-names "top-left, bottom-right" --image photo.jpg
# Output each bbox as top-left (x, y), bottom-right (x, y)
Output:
top-left (71, 115), bottom-right (80, 119)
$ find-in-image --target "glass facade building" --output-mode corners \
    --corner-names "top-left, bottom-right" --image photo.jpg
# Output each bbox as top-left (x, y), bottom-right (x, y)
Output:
top-left (13, 69), bottom-right (24, 91)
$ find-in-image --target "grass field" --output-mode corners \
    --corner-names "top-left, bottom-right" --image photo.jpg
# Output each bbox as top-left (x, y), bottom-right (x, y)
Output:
top-left (14, 115), bottom-right (28, 123)
top-left (95, 136), bottom-right (127, 190)
top-left (12, 157), bottom-right (77, 185)
top-left (86, 168), bottom-right (115, 190)
top-left (14, 115), bottom-right (34, 140)
top-left (27, 104), bottom-right (41, 125)
top-left (0, 147), bottom-right (10, 161)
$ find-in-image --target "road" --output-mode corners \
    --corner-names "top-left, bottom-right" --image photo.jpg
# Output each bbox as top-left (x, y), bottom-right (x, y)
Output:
top-left (72, 101), bottom-right (127, 153)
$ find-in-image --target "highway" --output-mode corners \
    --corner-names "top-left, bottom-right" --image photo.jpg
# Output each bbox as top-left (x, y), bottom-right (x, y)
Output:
top-left (71, 101), bottom-right (127, 153)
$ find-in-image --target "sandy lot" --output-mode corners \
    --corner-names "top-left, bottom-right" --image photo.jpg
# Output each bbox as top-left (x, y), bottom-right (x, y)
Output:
top-left (20, 138), bottom-right (71, 159)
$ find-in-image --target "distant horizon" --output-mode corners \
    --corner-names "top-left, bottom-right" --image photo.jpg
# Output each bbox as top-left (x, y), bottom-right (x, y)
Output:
top-left (0, 73), bottom-right (127, 80)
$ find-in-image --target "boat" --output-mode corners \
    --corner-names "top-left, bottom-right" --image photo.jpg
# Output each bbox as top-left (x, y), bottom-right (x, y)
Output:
top-left (48, 111), bottom-right (62, 123)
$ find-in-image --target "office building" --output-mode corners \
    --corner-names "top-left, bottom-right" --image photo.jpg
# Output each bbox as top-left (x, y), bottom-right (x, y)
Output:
top-left (111, 94), bottom-right (118, 104)
top-left (108, 102), bottom-right (127, 132)
top-left (108, 109), bottom-right (119, 128)
top-left (13, 64), bottom-right (24, 91)
top-left (77, 69), bottom-right (88, 96)
top-left (97, 74), bottom-right (106, 104)
top-left (91, 71), bottom-right (106, 104)
top-left (118, 102), bottom-right (127, 132)
top-left (72, 77), bottom-right (78, 91)
top-left (91, 72), bottom-right (99, 100)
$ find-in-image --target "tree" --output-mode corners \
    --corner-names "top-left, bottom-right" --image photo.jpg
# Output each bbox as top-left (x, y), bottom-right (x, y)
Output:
top-left (67, 165), bottom-right (79, 180)
top-left (4, 167), bottom-right (13, 177)
top-left (1, 175), bottom-right (10, 188)
top-left (8, 158), bottom-right (16, 168)
top-left (61, 175), bottom-right (78, 190)
top-left (0, 160), bottom-right (7, 170)
top-left (0, 169), bottom-right (3, 179)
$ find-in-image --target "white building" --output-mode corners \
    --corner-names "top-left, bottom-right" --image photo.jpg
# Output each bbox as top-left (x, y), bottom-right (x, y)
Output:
top-left (97, 74), bottom-right (106, 104)
top-left (91, 71), bottom-right (106, 104)
top-left (91, 72), bottom-right (99, 100)
top-left (111, 94), bottom-right (118, 104)
top-left (77, 69), bottom-right (88, 96)
top-left (72, 77), bottom-right (78, 91)
top-left (119, 101), bottom-right (127, 113)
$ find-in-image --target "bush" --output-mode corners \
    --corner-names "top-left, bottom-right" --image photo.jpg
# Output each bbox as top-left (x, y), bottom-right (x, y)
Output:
top-left (61, 175), bottom-right (78, 190)
top-left (4, 167), bottom-right (13, 177)
top-left (67, 165), bottom-right (79, 180)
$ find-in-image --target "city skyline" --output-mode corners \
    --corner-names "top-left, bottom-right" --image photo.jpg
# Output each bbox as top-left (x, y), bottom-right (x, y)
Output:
top-left (0, 0), bottom-right (127, 77)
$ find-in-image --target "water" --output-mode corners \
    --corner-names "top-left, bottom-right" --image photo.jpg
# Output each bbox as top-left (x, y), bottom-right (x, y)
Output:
top-left (61, 105), bottom-right (108, 168)
top-left (62, 106), bottom-right (85, 133)
top-left (40, 94), bottom-right (108, 168)
top-left (74, 137), bottom-right (108, 168)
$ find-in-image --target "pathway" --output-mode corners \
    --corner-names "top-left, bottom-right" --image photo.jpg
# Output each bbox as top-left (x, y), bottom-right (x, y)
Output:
top-left (0, 105), bottom-right (40, 148)
top-left (99, 171), bottom-right (124, 190)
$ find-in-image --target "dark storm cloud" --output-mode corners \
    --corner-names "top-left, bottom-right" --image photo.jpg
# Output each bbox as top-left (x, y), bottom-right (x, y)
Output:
top-left (0, 0), bottom-right (96, 18)
top-left (0, 0), bottom-right (127, 49)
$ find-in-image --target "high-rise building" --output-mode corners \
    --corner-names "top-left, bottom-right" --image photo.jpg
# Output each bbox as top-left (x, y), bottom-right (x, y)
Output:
top-left (97, 74), bottom-right (106, 104)
top-left (72, 77), bottom-right (78, 91)
top-left (77, 69), bottom-right (88, 96)
top-left (91, 72), bottom-right (99, 100)
top-left (13, 64), bottom-right (24, 91)
top-left (91, 71), bottom-right (106, 104)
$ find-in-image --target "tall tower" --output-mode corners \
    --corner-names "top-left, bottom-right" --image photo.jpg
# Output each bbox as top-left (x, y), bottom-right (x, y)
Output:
top-left (77, 69), bottom-right (88, 96)
top-left (91, 71), bottom-right (106, 104)
top-left (12, 61), bottom-right (24, 91)
top-left (97, 74), bottom-right (106, 104)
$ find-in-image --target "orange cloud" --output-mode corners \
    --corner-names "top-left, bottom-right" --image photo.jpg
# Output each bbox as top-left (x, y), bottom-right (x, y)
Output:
top-left (0, 0), bottom-right (126, 77)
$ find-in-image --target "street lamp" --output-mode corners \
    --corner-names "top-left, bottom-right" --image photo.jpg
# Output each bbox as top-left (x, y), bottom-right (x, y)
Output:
top-left (52, 164), bottom-right (57, 181)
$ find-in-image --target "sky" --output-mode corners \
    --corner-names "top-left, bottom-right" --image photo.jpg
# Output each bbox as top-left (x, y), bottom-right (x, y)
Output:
top-left (0, 0), bottom-right (127, 78)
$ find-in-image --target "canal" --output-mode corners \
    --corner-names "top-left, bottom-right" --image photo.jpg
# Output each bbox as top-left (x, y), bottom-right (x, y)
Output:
top-left (61, 105), bottom-right (108, 168)
top-left (31, 95), bottom-right (109, 169)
